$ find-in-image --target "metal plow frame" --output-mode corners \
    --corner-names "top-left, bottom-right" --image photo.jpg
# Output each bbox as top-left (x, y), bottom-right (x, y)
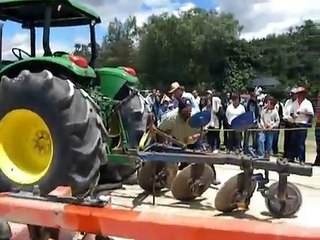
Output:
top-left (137, 143), bottom-right (313, 217)
top-left (0, 187), bottom-right (319, 240)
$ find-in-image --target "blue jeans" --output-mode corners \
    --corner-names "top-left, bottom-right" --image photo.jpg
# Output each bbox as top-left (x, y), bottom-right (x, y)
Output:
top-left (243, 130), bottom-right (258, 154)
top-left (258, 131), bottom-right (274, 157)
top-left (272, 130), bottom-right (279, 154)
top-left (295, 128), bottom-right (308, 162)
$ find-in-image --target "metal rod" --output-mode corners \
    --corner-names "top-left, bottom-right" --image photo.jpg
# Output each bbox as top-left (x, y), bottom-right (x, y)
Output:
top-left (43, 5), bottom-right (52, 56)
top-left (138, 151), bottom-right (313, 176)
top-left (30, 26), bottom-right (36, 57)
top-left (89, 22), bottom-right (97, 68)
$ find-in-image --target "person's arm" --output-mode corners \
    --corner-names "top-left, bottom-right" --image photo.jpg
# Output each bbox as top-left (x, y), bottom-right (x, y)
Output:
top-left (212, 97), bottom-right (219, 113)
top-left (225, 105), bottom-right (231, 122)
top-left (304, 101), bottom-right (314, 117)
top-left (183, 133), bottom-right (201, 144)
top-left (157, 111), bottom-right (176, 142)
top-left (283, 100), bottom-right (290, 119)
top-left (271, 111), bottom-right (280, 129)
top-left (259, 110), bottom-right (265, 129)
top-left (255, 102), bottom-right (260, 120)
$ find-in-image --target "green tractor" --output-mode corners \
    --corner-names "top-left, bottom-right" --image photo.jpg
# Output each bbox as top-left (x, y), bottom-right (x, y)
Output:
top-left (0, 0), bottom-right (150, 196)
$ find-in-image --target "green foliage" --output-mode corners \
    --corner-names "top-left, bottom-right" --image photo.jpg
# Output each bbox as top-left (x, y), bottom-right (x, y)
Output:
top-left (73, 8), bottom-right (320, 96)
top-left (251, 20), bottom-right (320, 95)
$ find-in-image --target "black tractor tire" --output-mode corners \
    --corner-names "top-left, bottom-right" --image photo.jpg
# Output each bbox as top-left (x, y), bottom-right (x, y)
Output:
top-left (0, 70), bottom-right (106, 196)
top-left (214, 173), bottom-right (257, 213)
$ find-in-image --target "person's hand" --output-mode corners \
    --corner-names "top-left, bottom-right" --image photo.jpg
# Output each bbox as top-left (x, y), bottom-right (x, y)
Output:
top-left (192, 133), bottom-right (201, 140)
top-left (183, 137), bottom-right (189, 144)
top-left (287, 117), bottom-right (294, 123)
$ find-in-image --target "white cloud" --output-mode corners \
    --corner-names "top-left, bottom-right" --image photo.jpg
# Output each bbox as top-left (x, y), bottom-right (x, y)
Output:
top-left (216, 0), bottom-right (320, 40)
top-left (2, 0), bottom-right (196, 60)
top-left (73, 36), bottom-right (90, 45)
top-left (1, 0), bottom-right (195, 60)
top-left (3, 33), bottom-right (72, 60)
top-left (79, 0), bottom-right (195, 27)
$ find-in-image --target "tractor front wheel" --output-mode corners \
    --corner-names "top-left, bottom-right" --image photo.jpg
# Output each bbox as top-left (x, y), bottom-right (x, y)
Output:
top-left (0, 70), bottom-right (106, 196)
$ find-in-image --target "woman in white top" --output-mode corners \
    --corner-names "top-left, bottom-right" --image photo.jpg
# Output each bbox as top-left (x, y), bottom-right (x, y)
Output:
top-left (225, 93), bottom-right (246, 153)
top-left (203, 97), bottom-right (220, 153)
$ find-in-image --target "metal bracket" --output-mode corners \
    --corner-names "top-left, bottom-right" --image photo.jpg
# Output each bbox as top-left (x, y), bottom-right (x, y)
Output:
top-left (8, 191), bottom-right (111, 208)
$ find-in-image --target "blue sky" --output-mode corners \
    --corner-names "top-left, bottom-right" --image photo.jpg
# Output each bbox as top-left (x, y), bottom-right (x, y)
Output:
top-left (1, 0), bottom-right (215, 59)
top-left (1, 0), bottom-right (318, 59)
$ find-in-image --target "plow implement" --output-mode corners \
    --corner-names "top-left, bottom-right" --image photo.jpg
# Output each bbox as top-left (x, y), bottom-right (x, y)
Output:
top-left (137, 143), bottom-right (313, 217)
top-left (135, 110), bottom-right (314, 218)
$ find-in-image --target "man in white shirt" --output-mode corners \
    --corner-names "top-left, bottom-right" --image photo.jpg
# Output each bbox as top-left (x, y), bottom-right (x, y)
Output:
top-left (282, 87), bottom-right (298, 161)
top-left (168, 82), bottom-right (200, 113)
top-left (192, 90), bottom-right (201, 108)
top-left (290, 87), bottom-right (314, 163)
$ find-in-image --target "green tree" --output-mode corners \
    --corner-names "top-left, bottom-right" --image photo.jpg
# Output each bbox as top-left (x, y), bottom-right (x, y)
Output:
top-left (137, 8), bottom-right (242, 91)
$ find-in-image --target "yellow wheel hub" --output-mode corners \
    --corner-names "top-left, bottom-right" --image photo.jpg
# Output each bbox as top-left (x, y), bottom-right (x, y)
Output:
top-left (0, 109), bottom-right (53, 184)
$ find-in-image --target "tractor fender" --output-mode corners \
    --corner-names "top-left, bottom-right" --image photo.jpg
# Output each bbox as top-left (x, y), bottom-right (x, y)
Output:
top-left (0, 57), bottom-right (96, 81)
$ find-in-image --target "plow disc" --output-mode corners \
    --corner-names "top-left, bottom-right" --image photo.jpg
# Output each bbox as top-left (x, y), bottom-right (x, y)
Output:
top-left (171, 163), bottom-right (214, 201)
top-left (137, 162), bottom-right (178, 192)
top-left (265, 181), bottom-right (302, 218)
top-left (215, 173), bottom-right (257, 212)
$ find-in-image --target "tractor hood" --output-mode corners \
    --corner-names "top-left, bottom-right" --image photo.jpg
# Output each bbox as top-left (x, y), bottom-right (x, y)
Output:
top-left (95, 67), bottom-right (139, 99)
top-left (0, 55), bottom-right (96, 78)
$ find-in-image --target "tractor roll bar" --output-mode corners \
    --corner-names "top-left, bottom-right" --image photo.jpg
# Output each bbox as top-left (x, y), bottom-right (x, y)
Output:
top-left (0, 23), bottom-right (3, 61)
top-left (43, 5), bottom-right (52, 56)
top-left (30, 26), bottom-right (36, 57)
top-left (89, 22), bottom-right (97, 68)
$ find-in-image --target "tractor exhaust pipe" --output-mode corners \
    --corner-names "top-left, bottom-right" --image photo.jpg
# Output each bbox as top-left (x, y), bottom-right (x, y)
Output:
top-left (0, 22), bottom-right (3, 61)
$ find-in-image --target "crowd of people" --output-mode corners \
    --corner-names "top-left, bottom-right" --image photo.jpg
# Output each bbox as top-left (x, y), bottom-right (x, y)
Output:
top-left (145, 82), bottom-right (318, 166)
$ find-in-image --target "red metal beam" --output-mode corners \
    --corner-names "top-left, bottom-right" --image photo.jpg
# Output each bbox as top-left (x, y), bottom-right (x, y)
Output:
top-left (0, 188), bottom-right (319, 240)
top-left (9, 186), bottom-right (72, 240)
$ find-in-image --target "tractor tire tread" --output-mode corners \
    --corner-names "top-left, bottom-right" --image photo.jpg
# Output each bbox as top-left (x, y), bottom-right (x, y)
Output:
top-left (0, 70), bottom-right (107, 196)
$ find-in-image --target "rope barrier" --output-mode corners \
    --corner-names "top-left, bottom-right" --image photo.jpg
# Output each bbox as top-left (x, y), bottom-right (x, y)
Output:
top-left (204, 126), bottom-right (316, 132)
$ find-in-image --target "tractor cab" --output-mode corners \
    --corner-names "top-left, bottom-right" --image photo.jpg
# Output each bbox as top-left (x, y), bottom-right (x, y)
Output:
top-left (0, 0), bottom-right (139, 98)
top-left (0, 0), bottom-right (100, 66)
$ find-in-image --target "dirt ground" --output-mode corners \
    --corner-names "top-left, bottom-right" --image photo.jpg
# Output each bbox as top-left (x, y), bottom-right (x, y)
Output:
top-left (111, 165), bottom-right (319, 225)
